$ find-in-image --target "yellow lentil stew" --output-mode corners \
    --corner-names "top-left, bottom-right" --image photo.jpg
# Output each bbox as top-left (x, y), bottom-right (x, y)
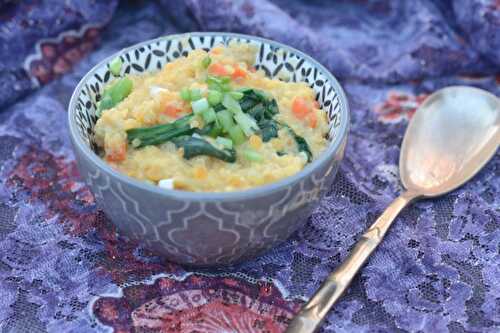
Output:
top-left (94, 43), bottom-right (329, 192)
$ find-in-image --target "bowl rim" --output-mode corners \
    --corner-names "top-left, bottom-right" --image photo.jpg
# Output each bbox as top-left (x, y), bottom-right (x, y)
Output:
top-left (68, 31), bottom-right (350, 201)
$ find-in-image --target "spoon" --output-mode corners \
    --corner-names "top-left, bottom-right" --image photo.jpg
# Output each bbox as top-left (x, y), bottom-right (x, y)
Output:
top-left (286, 86), bottom-right (499, 333)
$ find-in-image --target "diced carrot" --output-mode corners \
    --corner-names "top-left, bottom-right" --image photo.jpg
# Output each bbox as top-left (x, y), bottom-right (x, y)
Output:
top-left (307, 112), bottom-right (318, 128)
top-left (232, 65), bottom-right (247, 80)
top-left (210, 47), bottom-right (223, 55)
top-left (106, 142), bottom-right (127, 162)
top-left (249, 135), bottom-right (262, 149)
top-left (208, 63), bottom-right (228, 76)
top-left (313, 100), bottom-right (320, 108)
top-left (193, 166), bottom-right (208, 180)
top-left (291, 97), bottom-right (311, 119)
top-left (162, 104), bottom-right (183, 118)
top-left (229, 177), bottom-right (243, 187)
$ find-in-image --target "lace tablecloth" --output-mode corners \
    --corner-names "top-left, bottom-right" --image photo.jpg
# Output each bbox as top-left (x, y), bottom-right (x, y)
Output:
top-left (0, 1), bottom-right (498, 332)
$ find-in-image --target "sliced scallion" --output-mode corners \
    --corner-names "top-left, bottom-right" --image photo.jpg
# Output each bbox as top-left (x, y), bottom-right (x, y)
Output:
top-left (206, 75), bottom-right (221, 85)
top-left (201, 108), bottom-right (217, 123)
top-left (229, 91), bottom-right (244, 100)
top-left (97, 94), bottom-right (114, 116)
top-left (233, 111), bottom-right (259, 136)
top-left (180, 87), bottom-right (191, 101)
top-left (109, 57), bottom-right (123, 76)
top-left (110, 78), bottom-right (133, 105)
top-left (227, 126), bottom-right (246, 145)
top-left (191, 97), bottom-right (209, 115)
top-left (216, 109), bottom-right (235, 133)
top-left (216, 136), bottom-right (233, 149)
top-left (243, 149), bottom-right (263, 162)
top-left (222, 93), bottom-right (242, 113)
top-left (190, 88), bottom-right (202, 101)
top-left (207, 90), bottom-right (223, 106)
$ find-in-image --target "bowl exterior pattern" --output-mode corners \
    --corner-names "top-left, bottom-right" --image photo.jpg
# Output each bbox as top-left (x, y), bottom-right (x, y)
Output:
top-left (69, 33), bottom-right (349, 266)
top-left (73, 137), bottom-right (345, 265)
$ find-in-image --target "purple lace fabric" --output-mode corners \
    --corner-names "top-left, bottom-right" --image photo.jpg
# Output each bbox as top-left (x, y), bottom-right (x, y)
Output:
top-left (0, 1), bottom-right (498, 332)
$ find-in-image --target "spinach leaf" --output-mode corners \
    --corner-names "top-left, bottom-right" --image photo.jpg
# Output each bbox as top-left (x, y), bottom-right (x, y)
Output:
top-left (258, 119), bottom-right (280, 142)
top-left (126, 115), bottom-right (194, 148)
top-left (285, 125), bottom-right (313, 162)
top-left (237, 89), bottom-right (281, 141)
top-left (239, 89), bottom-right (278, 121)
top-left (195, 121), bottom-right (223, 138)
top-left (172, 136), bottom-right (236, 163)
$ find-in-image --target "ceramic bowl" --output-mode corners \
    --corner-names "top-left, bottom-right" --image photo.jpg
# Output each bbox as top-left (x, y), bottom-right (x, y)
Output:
top-left (68, 32), bottom-right (349, 266)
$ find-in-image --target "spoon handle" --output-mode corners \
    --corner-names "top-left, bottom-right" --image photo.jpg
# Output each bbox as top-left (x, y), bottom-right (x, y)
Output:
top-left (286, 191), bottom-right (418, 333)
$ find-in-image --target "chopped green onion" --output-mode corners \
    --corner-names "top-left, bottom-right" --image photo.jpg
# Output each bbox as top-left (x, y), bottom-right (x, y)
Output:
top-left (190, 88), bottom-right (202, 101)
top-left (243, 149), bottom-right (263, 162)
top-left (220, 76), bottom-right (231, 84)
top-left (229, 91), bottom-right (244, 100)
top-left (216, 110), bottom-right (235, 133)
top-left (206, 75), bottom-right (221, 85)
top-left (206, 76), bottom-right (222, 92)
top-left (180, 87), bottom-right (191, 101)
top-left (207, 120), bottom-right (223, 137)
top-left (221, 83), bottom-right (231, 92)
top-left (227, 126), bottom-right (246, 145)
top-left (191, 97), bottom-right (209, 115)
top-left (97, 94), bottom-right (114, 116)
top-left (110, 78), bottom-right (133, 105)
top-left (109, 57), bottom-right (122, 76)
top-left (207, 82), bottom-right (221, 92)
top-left (233, 111), bottom-right (259, 136)
top-left (201, 56), bottom-right (211, 69)
top-left (222, 94), bottom-right (242, 113)
top-left (96, 78), bottom-right (133, 117)
top-left (207, 90), bottom-right (223, 106)
top-left (216, 137), bottom-right (233, 149)
top-left (131, 138), bottom-right (142, 148)
top-left (201, 108), bottom-right (217, 123)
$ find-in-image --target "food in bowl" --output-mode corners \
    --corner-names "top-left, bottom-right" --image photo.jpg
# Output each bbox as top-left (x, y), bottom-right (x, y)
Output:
top-left (69, 33), bottom-right (349, 265)
top-left (94, 43), bottom-right (329, 192)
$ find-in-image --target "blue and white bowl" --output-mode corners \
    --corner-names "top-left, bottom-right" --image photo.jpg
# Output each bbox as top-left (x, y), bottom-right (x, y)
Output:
top-left (68, 32), bottom-right (349, 266)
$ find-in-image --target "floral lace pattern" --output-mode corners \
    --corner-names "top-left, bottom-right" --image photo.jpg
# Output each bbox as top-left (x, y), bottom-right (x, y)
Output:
top-left (0, 1), bottom-right (498, 332)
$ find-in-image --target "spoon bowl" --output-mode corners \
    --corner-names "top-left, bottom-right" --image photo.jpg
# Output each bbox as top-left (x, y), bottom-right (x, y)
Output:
top-left (400, 86), bottom-right (500, 197)
top-left (286, 86), bottom-right (499, 333)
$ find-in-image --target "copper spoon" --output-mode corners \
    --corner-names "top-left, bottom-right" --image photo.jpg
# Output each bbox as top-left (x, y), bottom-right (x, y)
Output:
top-left (286, 86), bottom-right (499, 333)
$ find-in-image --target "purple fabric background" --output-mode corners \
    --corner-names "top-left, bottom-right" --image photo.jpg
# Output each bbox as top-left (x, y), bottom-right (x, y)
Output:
top-left (0, 1), bottom-right (498, 332)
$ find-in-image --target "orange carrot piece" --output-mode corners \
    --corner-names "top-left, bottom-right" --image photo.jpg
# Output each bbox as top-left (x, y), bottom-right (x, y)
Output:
top-left (208, 63), bottom-right (228, 76)
top-left (308, 112), bottom-right (318, 128)
top-left (107, 142), bottom-right (127, 162)
top-left (162, 104), bottom-right (183, 118)
top-left (291, 97), bottom-right (311, 119)
top-left (232, 65), bottom-right (247, 80)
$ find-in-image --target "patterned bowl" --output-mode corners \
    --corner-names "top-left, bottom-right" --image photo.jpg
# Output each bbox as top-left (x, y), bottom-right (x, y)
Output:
top-left (68, 32), bottom-right (349, 266)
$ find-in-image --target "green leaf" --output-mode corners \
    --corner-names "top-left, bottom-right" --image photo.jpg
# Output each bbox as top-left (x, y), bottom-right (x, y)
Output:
top-left (285, 125), bottom-right (313, 162)
top-left (258, 119), bottom-right (280, 142)
top-left (173, 136), bottom-right (236, 163)
top-left (126, 115), bottom-right (194, 147)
